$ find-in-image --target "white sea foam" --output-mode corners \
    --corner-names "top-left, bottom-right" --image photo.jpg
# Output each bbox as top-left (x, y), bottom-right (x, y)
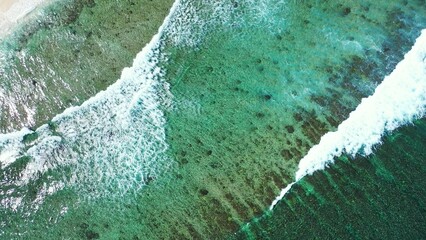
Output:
top-left (0, 0), bottom-right (182, 210)
top-left (163, 0), bottom-right (288, 48)
top-left (270, 29), bottom-right (426, 210)
top-left (0, 0), bottom-right (287, 133)
top-left (0, 128), bottom-right (32, 168)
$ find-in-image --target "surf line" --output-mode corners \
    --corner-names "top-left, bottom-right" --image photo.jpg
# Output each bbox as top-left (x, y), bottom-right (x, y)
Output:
top-left (0, 0), bottom-right (184, 209)
top-left (0, 0), bottom-right (182, 167)
top-left (270, 29), bottom-right (426, 210)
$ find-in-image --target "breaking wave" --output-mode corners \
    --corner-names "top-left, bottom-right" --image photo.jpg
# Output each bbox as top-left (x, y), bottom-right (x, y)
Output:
top-left (0, 0), bottom-right (182, 211)
top-left (271, 29), bottom-right (426, 210)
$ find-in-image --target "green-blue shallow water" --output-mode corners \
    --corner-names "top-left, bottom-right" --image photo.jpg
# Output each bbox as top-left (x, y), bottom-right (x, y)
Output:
top-left (0, 0), bottom-right (425, 239)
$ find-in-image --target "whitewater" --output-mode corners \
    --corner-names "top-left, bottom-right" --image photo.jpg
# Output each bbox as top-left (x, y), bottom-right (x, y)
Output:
top-left (271, 29), bottom-right (426, 210)
top-left (0, 0), bottom-right (292, 211)
top-left (1, 0), bottom-right (425, 216)
top-left (0, 0), bottom-right (186, 212)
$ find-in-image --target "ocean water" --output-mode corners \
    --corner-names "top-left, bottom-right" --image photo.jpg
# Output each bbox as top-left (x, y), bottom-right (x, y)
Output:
top-left (0, 0), bottom-right (174, 132)
top-left (0, 0), bottom-right (425, 239)
top-left (232, 118), bottom-right (426, 239)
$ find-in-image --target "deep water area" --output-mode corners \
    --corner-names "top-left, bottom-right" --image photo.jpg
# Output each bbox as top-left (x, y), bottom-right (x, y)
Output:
top-left (232, 118), bottom-right (426, 239)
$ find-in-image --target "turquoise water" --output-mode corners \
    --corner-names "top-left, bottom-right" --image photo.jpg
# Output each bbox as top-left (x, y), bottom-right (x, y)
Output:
top-left (0, 0), bottom-right (173, 132)
top-left (232, 118), bottom-right (426, 239)
top-left (0, 0), bottom-right (426, 239)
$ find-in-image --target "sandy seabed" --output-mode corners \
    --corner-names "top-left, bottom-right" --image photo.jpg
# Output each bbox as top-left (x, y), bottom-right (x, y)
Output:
top-left (0, 0), bottom-right (53, 38)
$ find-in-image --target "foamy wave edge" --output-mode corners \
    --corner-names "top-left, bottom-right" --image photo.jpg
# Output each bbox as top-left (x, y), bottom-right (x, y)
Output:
top-left (0, 0), bottom-right (183, 212)
top-left (0, 0), bottom-right (181, 168)
top-left (270, 29), bottom-right (426, 210)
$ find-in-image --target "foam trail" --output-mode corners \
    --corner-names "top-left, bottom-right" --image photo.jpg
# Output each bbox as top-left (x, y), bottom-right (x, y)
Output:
top-left (270, 29), bottom-right (426, 210)
top-left (1, 0), bottom-right (250, 211)
top-left (0, 0), bottom-right (182, 211)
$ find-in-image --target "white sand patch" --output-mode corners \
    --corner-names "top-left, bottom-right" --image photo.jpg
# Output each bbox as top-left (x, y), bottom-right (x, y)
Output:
top-left (0, 0), bottom-right (55, 38)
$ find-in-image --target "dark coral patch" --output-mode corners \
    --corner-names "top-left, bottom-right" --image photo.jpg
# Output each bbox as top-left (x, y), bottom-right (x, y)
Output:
top-left (280, 149), bottom-right (293, 159)
top-left (199, 189), bottom-right (209, 196)
top-left (285, 125), bottom-right (295, 133)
